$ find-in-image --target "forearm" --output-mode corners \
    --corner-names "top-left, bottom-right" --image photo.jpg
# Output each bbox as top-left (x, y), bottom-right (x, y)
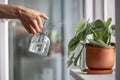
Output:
top-left (0, 4), bottom-right (48, 34)
top-left (0, 4), bottom-right (21, 19)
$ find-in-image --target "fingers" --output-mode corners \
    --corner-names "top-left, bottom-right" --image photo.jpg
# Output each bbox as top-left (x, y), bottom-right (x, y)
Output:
top-left (39, 13), bottom-right (48, 19)
top-left (22, 21), bottom-right (37, 34)
top-left (18, 7), bottom-right (48, 34)
top-left (30, 25), bottom-right (37, 34)
top-left (36, 18), bottom-right (43, 29)
top-left (21, 18), bottom-right (44, 34)
top-left (30, 18), bottom-right (45, 33)
top-left (30, 19), bottom-right (41, 33)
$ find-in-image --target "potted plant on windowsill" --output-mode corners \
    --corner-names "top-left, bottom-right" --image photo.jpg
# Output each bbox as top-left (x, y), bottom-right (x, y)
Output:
top-left (67, 18), bottom-right (115, 74)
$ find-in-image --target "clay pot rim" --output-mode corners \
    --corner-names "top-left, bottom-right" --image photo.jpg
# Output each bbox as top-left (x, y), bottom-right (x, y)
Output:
top-left (86, 45), bottom-right (115, 49)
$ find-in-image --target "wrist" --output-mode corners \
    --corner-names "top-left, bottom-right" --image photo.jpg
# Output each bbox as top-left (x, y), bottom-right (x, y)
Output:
top-left (15, 5), bottom-right (25, 19)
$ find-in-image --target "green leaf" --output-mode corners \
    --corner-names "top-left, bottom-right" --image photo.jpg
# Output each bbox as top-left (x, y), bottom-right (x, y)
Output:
top-left (94, 19), bottom-right (105, 28)
top-left (111, 24), bottom-right (115, 36)
top-left (93, 19), bottom-right (106, 40)
top-left (77, 20), bottom-right (91, 41)
top-left (99, 18), bottom-right (113, 42)
top-left (111, 42), bottom-right (115, 46)
top-left (88, 39), bottom-right (109, 47)
top-left (68, 36), bottom-right (80, 51)
top-left (75, 19), bottom-right (87, 35)
top-left (97, 40), bottom-right (110, 47)
top-left (74, 46), bottom-right (84, 66)
top-left (77, 30), bottom-right (88, 41)
top-left (102, 30), bottom-right (110, 43)
top-left (66, 58), bottom-right (73, 68)
top-left (105, 18), bottom-right (112, 28)
top-left (87, 23), bottom-right (98, 38)
top-left (111, 24), bottom-right (115, 30)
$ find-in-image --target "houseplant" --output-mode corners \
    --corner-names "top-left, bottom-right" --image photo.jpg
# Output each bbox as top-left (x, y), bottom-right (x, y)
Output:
top-left (67, 18), bottom-right (115, 74)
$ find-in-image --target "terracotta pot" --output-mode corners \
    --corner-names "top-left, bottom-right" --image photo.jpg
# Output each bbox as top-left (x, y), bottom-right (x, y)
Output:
top-left (86, 45), bottom-right (115, 70)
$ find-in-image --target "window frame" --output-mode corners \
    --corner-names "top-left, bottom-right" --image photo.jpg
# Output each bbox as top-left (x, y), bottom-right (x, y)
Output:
top-left (0, 0), bottom-right (9, 80)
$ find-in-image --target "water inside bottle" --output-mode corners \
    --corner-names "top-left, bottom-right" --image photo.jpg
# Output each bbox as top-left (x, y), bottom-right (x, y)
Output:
top-left (28, 19), bottom-right (50, 56)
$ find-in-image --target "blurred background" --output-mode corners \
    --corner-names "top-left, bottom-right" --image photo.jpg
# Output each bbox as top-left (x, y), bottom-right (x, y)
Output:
top-left (8, 0), bottom-right (83, 80)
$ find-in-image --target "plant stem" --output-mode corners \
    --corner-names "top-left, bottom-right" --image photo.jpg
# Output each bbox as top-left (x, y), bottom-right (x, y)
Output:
top-left (100, 26), bottom-right (111, 40)
top-left (79, 46), bottom-right (84, 70)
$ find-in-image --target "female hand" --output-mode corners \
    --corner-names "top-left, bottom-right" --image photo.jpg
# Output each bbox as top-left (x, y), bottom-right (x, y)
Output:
top-left (17, 6), bottom-right (48, 34)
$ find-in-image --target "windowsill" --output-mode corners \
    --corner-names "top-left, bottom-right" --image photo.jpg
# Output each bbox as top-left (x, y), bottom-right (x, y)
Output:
top-left (70, 69), bottom-right (115, 80)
